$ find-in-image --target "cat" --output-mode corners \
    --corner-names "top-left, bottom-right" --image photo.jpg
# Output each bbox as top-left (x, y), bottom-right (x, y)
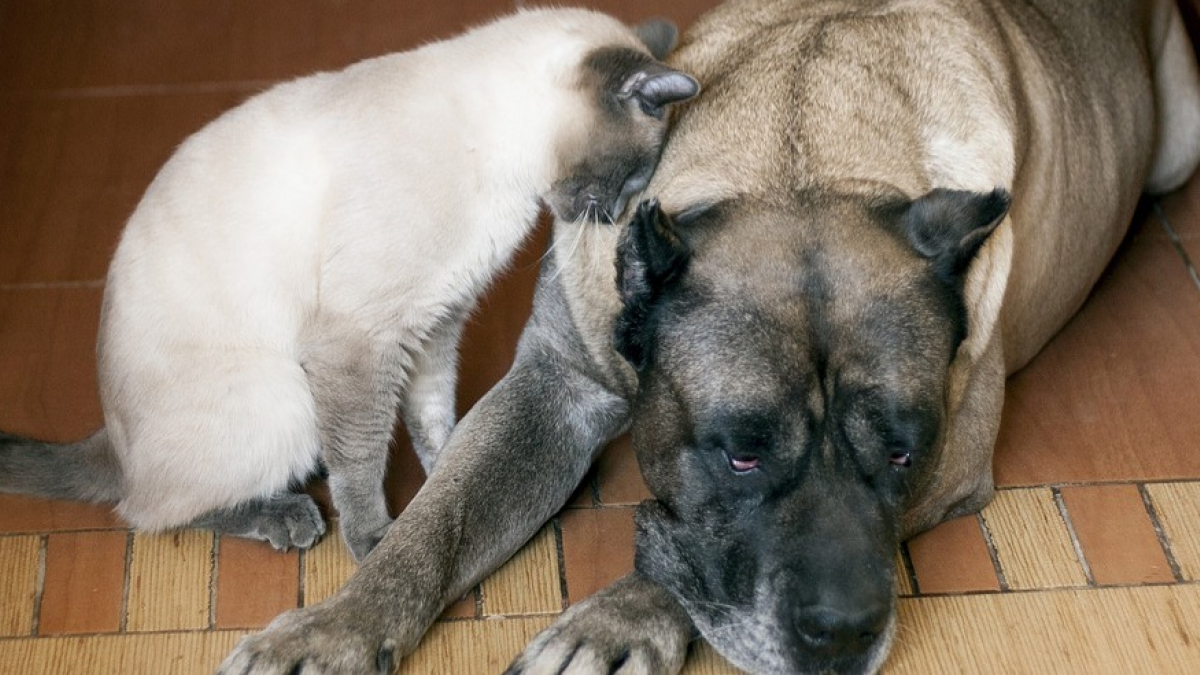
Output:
top-left (0, 8), bottom-right (699, 562)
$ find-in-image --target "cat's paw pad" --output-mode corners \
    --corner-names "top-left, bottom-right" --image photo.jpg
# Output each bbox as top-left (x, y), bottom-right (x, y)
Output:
top-left (256, 494), bottom-right (326, 551)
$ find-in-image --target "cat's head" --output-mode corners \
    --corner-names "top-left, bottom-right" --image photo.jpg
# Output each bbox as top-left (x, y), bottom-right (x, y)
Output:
top-left (546, 20), bottom-right (699, 224)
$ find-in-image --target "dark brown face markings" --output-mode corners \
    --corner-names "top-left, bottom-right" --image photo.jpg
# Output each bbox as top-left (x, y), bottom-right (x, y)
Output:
top-left (580, 46), bottom-right (659, 114)
top-left (546, 47), bottom-right (697, 225)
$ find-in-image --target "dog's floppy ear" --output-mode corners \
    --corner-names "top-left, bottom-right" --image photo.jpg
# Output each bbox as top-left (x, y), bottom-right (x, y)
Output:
top-left (902, 188), bottom-right (1011, 280)
top-left (614, 198), bottom-right (691, 371)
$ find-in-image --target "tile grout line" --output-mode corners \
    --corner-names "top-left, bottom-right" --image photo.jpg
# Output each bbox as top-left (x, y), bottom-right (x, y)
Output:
top-left (0, 80), bottom-right (275, 101)
top-left (900, 578), bottom-right (1200, 599)
top-left (898, 541), bottom-right (921, 597)
top-left (975, 511), bottom-right (1010, 592)
top-left (0, 626), bottom-right (267, 642)
top-left (3, 582), bottom-right (1200, 642)
top-left (297, 546), bottom-right (307, 609)
top-left (29, 534), bottom-right (47, 637)
top-left (470, 585), bottom-right (483, 620)
top-left (119, 532), bottom-right (134, 633)
top-left (552, 517), bottom-right (570, 611)
top-left (993, 477), bottom-right (1200, 491)
top-left (1152, 199), bottom-right (1200, 294)
top-left (1137, 484), bottom-right (1186, 584)
top-left (1052, 487), bottom-right (1096, 587)
top-left (0, 280), bottom-right (106, 291)
top-left (0, 527), bottom-right (132, 539)
top-left (208, 534), bottom-right (220, 630)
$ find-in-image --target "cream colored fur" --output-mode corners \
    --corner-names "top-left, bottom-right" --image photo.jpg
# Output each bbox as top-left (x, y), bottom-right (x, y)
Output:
top-left (94, 9), bottom-right (652, 531)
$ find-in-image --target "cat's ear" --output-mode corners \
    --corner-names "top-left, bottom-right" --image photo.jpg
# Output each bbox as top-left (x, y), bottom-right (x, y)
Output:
top-left (619, 63), bottom-right (700, 118)
top-left (634, 19), bottom-right (679, 60)
top-left (614, 199), bottom-right (691, 371)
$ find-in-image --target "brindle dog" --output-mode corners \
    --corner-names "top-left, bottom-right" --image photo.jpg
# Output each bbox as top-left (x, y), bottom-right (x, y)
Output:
top-left (222, 1), bottom-right (1200, 673)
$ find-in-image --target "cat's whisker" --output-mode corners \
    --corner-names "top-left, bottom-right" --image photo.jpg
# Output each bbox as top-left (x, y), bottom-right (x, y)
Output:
top-left (542, 207), bottom-right (587, 285)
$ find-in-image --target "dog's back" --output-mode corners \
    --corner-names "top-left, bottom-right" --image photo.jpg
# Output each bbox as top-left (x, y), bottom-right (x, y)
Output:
top-left (653, 0), bottom-right (1199, 371)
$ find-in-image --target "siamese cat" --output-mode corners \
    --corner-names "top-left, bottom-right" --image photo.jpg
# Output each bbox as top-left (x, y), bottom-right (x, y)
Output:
top-left (0, 8), bottom-right (699, 562)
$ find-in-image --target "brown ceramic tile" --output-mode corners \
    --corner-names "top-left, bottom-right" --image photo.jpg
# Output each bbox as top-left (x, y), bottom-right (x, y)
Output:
top-left (1059, 484), bottom-right (1174, 586)
top-left (441, 591), bottom-right (479, 621)
top-left (39, 531), bottom-right (128, 635)
top-left (0, 0), bottom-right (518, 92)
top-left (0, 288), bottom-right (104, 442)
top-left (0, 535), bottom-right (40, 637)
top-left (526, 0), bottom-right (721, 32)
top-left (979, 488), bottom-right (1086, 590)
top-left (213, 537), bottom-right (299, 630)
top-left (993, 239), bottom-right (1200, 486)
top-left (0, 92), bottom-right (247, 284)
top-left (594, 435), bottom-right (651, 506)
top-left (481, 526), bottom-right (561, 616)
top-left (126, 531), bottom-right (214, 632)
top-left (1146, 481), bottom-right (1200, 581)
top-left (906, 515), bottom-right (999, 595)
top-left (559, 507), bottom-right (635, 605)
top-left (0, 495), bottom-right (123, 534)
top-left (1158, 170), bottom-right (1200, 240)
top-left (382, 439), bottom-right (427, 516)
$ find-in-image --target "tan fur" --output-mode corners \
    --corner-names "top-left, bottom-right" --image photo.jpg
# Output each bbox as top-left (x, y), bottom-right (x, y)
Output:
top-left (640, 0), bottom-right (1200, 534)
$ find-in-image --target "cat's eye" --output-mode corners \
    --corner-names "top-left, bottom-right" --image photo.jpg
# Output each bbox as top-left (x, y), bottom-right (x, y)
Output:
top-left (726, 452), bottom-right (761, 474)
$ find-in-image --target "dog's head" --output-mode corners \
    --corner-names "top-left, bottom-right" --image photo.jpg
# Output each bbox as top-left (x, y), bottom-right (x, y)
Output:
top-left (614, 189), bottom-right (1008, 673)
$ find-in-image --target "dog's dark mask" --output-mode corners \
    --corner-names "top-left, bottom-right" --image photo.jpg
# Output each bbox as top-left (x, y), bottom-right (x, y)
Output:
top-left (613, 190), bottom-right (1007, 673)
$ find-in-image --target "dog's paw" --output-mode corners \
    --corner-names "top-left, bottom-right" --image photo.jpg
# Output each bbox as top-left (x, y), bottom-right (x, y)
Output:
top-left (506, 574), bottom-right (692, 675)
top-left (218, 600), bottom-right (401, 675)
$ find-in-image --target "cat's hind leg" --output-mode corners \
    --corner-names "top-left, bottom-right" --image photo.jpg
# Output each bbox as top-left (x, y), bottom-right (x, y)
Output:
top-left (190, 492), bottom-right (325, 551)
top-left (401, 312), bottom-right (467, 474)
top-left (301, 323), bottom-right (407, 563)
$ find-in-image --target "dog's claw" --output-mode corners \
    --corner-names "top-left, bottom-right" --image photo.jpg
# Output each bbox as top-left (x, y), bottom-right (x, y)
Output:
top-left (509, 574), bottom-right (692, 675)
top-left (217, 599), bottom-right (405, 675)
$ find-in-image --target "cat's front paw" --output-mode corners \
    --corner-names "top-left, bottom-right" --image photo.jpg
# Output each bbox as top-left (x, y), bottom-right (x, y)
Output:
top-left (257, 493), bottom-right (327, 551)
top-left (218, 598), bottom-right (404, 675)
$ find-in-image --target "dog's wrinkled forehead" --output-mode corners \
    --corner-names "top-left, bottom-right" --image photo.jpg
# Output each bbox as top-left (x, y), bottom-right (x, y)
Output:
top-left (657, 196), bottom-right (961, 403)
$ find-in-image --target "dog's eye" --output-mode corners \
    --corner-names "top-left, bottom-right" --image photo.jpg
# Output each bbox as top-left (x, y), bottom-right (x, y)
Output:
top-left (888, 448), bottom-right (913, 468)
top-left (726, 452), bottom-right (761, 474)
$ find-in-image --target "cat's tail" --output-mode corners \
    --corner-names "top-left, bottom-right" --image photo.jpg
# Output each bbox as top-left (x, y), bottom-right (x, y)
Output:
top-left (0, 429), bottom-right (123, 504)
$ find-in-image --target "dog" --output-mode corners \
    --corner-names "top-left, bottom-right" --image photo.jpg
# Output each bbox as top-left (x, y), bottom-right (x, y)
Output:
top-left (220, 0), bottom-right (1200, 673)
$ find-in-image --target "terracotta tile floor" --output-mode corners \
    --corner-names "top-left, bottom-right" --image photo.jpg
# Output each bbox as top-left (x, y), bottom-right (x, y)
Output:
top-left (2, 0), bottom-right (1200, 673)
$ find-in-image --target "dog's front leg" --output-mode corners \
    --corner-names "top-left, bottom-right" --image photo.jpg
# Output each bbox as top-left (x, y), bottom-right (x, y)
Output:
top-left (218, 324), bottom-right (630, 675)
top-left (508, 570), bottom-right (695, 675)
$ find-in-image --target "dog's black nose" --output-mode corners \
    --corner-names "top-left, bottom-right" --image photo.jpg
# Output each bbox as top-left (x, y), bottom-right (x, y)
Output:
top-left (793, 603), bottom-right (888, 657)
